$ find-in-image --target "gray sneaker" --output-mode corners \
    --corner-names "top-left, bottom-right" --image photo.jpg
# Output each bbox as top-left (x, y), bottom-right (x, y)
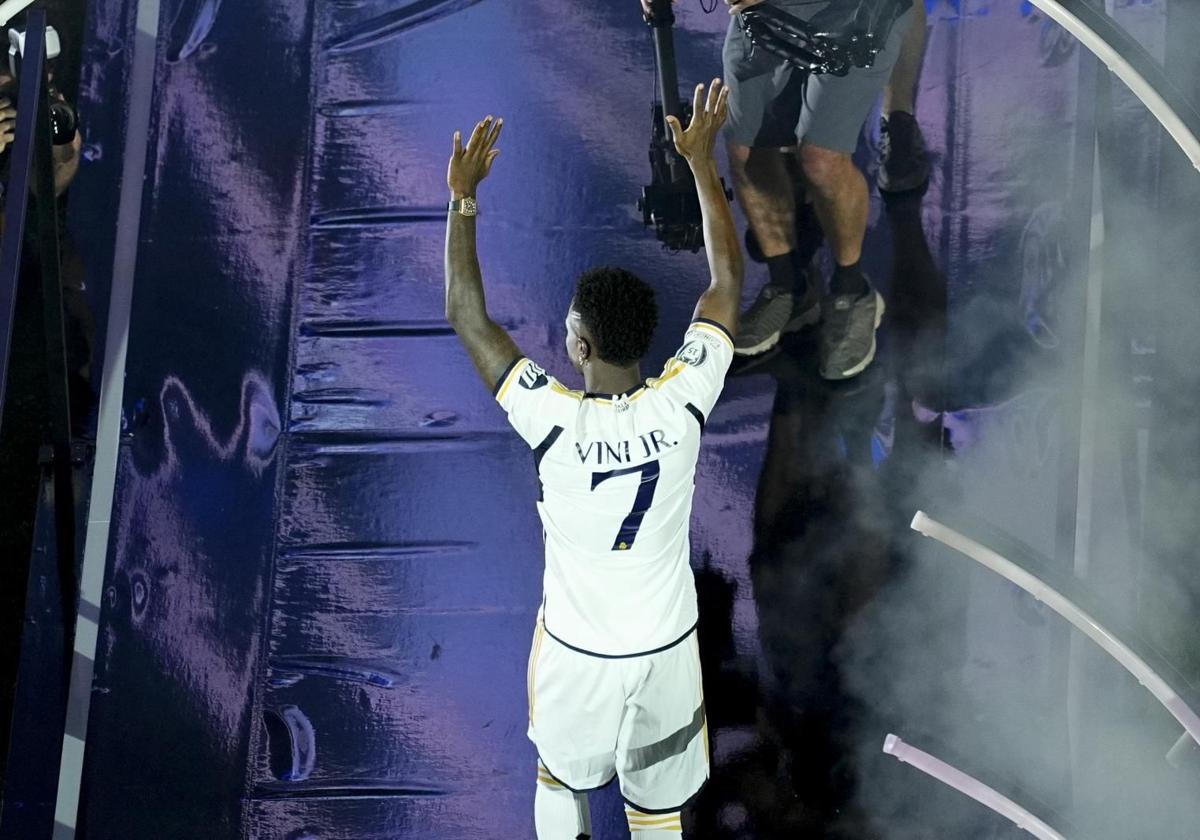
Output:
top-left (734, 284), bottom-right (792, 356)
top-left (734, 279), bottom-right (822, 357)
top-left (818, 286), bottom-right (886, 380)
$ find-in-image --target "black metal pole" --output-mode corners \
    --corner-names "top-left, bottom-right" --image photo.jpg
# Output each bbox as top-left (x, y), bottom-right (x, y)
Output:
top-left (0, 12), bottom-right (78, 834)
top-left (646, 0), bottom-right (688, 183)
top-left (647, 0), bottom-right (683, 123)
top-left (0, 14), bottom-right (45, 438)
top-left (29, 8), bottom-right (79, 655)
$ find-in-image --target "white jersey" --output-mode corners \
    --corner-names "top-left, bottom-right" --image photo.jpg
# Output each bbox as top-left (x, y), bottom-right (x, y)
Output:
top-left (495, 319), bottom-right (734, 657)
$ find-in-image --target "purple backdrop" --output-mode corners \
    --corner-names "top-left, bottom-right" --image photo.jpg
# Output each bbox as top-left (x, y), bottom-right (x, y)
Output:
top-left (64, 0), bottom-right (1200, 838)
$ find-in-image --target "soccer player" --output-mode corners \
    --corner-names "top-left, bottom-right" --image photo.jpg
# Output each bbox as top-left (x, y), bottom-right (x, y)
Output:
top-left (444, 80), bottom-right (742, 839)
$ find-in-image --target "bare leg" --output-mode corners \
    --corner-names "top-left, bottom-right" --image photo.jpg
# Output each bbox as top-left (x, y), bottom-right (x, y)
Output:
top-left (882, 0), bottom-right (927, 116)
top-left (803, 142), bottom-right (882, 378)
top-left (726, 141), bottom-right (817, 354)
top-left (798, 143), bottom-right (867, 269)
top-left (727, 142), bottom-right (797, 260)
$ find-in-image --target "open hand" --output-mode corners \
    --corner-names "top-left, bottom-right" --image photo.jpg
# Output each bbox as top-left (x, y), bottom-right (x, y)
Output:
top-left (0, 98), bottom-right (16, 156)
top-left (725, 0), bottom-right (766, 13)
top-left (665, 79), bottom-right (730, 163)
top-left (640, 0), bottom-right (678, 17)
top-left (447, 115), bottom-right (503, 198)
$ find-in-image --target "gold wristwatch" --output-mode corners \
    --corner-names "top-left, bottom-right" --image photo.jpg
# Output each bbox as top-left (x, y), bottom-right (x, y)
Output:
top-left (448, 196), bottom-right (478, 217)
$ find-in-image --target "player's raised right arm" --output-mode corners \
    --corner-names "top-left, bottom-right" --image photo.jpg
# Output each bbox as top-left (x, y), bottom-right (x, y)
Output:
top-left (444, 116), bottom-right (522, 391)
top-left (665, 79), bottom-right (744, 337)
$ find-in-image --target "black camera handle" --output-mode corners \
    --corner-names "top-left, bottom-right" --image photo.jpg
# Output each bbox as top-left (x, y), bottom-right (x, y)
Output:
top-left (638, 0), bottom-right (733, 253)
top-left (646, 0), bottom-right (687, 180)
top-left (738, 0), bottom-right (914, 77)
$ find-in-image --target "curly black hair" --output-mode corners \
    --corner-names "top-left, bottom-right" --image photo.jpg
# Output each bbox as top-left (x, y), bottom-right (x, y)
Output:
top-left (572, 267), bottom-right (659, 367)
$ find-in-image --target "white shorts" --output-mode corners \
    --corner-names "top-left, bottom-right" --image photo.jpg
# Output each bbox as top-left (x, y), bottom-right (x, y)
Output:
top-left (526, 620), bottom-right (710, 813)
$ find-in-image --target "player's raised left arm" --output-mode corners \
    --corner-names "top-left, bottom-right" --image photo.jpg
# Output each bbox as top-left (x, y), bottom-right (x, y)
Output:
top-left (445, 115), bottom-right (522, 391)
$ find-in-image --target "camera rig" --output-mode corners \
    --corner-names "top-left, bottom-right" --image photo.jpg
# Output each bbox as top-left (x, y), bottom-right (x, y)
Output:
top-left (738, 0), bottom-right (914, 77)
top-left (639, 0), bottom-right (913, 250)
top-left (0, 25), bottom-right (78, 149)
top-left (638, 0), bottom-right (732, 252)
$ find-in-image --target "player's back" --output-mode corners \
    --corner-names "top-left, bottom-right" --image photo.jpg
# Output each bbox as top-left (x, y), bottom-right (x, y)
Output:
top-left (495, 319), bottom-right (734, 656)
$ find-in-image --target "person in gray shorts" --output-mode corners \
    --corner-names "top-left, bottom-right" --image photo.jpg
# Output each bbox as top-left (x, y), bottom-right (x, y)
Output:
top-left (721, 0), bottom-right (928, 379)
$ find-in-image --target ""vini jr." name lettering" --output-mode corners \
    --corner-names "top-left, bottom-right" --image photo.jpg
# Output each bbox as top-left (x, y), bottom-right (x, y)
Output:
top-left (575, 430), bottom-right (676, 465)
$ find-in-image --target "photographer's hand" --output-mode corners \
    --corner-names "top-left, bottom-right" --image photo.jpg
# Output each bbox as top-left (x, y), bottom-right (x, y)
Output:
top-left (0, 98), bottom-right (16, 155)
top-left (447, 115), bottom-right (502, 199)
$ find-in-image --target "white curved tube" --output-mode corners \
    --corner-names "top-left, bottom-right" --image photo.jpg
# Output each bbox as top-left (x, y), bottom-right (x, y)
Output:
top-left (0, 0), bottom-right (36, 27)
top-left (1026, 0), bottom-right (1200, 171)
top-left (911, 511), bottom-right (1200, 756)
top-left (883, 734), bottom-right (1068, 840)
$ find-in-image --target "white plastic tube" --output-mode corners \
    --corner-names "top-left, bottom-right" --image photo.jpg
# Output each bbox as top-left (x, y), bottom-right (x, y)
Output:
top-left (883, 734), bottom-right (1068, 840)
top-left (0, 0), bottom-right (36, 27)
top-left (54, 2), bottom-right (162, 837)
top-left (911, 511), bottom-right (1200, 755)
top-left (1026, 0), bottom-right (1200, 171)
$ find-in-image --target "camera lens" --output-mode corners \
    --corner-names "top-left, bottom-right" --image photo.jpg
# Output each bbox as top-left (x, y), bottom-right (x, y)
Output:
top-left (49, 101), bottom-right (77, 145)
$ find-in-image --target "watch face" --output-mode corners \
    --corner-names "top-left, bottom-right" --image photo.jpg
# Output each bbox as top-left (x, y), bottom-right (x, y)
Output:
top-left (461, 197), bottom-right (478, 216)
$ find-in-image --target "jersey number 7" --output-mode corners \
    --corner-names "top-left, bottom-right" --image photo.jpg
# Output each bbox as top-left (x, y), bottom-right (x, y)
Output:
top-left (590, 461), bottom-right (661, 551)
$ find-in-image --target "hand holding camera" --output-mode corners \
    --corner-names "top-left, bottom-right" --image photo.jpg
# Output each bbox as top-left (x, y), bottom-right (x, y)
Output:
top-left (0, 95), bottom-right (14, 155)
top-left (0, 24), bottom-right (78, 159)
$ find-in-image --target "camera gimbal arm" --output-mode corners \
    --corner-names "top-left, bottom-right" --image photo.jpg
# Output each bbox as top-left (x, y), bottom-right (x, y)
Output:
top-left (638, 0), bottom-right (733, 253)
top-left (738, 0), bottom-right (913, 77)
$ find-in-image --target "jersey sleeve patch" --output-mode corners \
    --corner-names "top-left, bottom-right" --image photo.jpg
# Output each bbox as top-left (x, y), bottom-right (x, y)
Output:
top-left (494, 356), bottom-right (529, 401)
top-left (649, 321), bottom-right (734, 416)
top-left (518, 361), bottom-right (551, 392)
top-left (496, 358), bottom-right (582, 448)
top-left (677, 338), bottom-right (710, 368)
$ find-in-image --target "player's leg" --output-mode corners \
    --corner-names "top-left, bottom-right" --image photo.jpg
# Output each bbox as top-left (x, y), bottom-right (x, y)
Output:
top-left (795, 5), bottom-right (917, 379)
top-left (616, 633), bottom-right (709, 839)
top-left (880, 0), bottom-right (931, 193)
top-left (535, 760), bottom-right (592, 839)
top-left (526, 620), bottom-right (619, 839)
top-left (722, 16), bottom-right (817, 357)
top-left (625, 804), bottom-right (683, 836)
